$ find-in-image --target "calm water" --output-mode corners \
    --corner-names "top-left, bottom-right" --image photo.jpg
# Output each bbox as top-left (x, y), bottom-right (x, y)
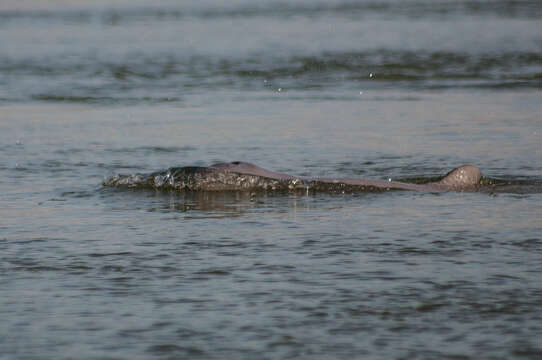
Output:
top-left (1, 1), bottom-right (542, 359)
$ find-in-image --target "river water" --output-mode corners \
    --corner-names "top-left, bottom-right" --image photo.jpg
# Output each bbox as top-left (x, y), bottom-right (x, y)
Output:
top-left (1, 1), bottom-right (542, 359)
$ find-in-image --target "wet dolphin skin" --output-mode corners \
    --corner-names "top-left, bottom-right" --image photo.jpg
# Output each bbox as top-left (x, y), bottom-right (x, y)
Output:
top-left (105, 161), bottom-right (483, 193)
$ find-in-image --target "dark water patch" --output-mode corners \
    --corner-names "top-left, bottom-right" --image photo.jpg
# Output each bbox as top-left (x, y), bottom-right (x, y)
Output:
top-left (101, 265), bottom-right (125, 273)
top-left (117, 327), bottom-right (154, 337)
top-left (31, 94), bottom-right (118, 105)
top-left (512, 344), bottom-right (542, 358)
top-left (3, 50), bottom-right (542, 105)
top-left (147, 343), bottom-right (204, 356)
top-left (427, 280), bottom-right (477, 292)
top-left (154, 297), bottom-right (211, 306)
top-left (44, 198), bottom-right (67, 203)
top-left (37, 159), bottom-right (73, 172)
top-left (149, 205), bottom-right (247, 219)
top-left (60, 190), bottom-right (95, 199)
top-left (252, 264), bottom-right (297, 273)
top-left (11, 237), bottom-right (50, 245)
top-left (66, 263), bottom-right (92, 272)
top-left (415, 301), bottom-right (449, 313)
top-left (509, 238), bottom-right (542, 250)
top-left (87, 252), bottom-right (133, 258)
top-left (6, 256), bottom-right (67, 273)
top-left (397, 247), bottom-right (434, 255)
top-left (2, 0), bottom-right (542, 25)
top-left (229, 51), bottom-right (542, 90)
top-left (194, 269), bottom-right (232, 276)
top-left (486, 274), bottom-right (522, 286)
top-left (462, 299), bottom-right (537, 317)
top-left (32, 94), bottom-right (182, 105)
top-left (479, 177), bottom-right (542, 194)
top-left (140, 145), bottom-right (195, 153)
top-left (106, 145), bottom-right (196, 154)
top-left (189, 1), bottom-right (542, 21)
top-left (96, 163), bottom-right (147, 171)
top-left (109, 276), bottom-right (133, 283)
top-left (54, 148), bottom-right (86, 156)
top-left (12, 265), bottom-right (63, 272)
top-left (11, 164), bottom-right (32, 173)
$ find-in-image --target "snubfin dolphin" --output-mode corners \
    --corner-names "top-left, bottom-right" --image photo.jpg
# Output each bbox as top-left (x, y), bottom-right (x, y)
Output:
top-left (105, 161), bottom-right (482, 192)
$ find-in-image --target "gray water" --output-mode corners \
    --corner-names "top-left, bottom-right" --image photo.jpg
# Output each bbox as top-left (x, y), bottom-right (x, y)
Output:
top-left (1, 1), bottom-right (542, 359)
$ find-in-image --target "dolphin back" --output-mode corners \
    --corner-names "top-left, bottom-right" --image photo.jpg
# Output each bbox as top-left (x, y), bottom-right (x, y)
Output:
top-left (104, 162), bottom-right (485, 193)
top-left (433, 165), bottom-right (482, 191)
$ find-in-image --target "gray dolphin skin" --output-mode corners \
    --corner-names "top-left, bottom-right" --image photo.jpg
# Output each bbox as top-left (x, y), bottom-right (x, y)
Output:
top-left (105, 161), bottom-right (484, 193)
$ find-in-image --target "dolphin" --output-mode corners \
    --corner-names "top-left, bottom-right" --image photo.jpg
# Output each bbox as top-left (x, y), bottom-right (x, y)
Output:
top-left (210, 161), bottom-right (482, 192)
top-left (105, 161), bottom-right (483, 193)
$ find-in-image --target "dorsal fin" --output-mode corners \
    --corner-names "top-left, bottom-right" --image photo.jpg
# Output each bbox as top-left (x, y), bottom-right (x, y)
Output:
top-left (435, 165), bottom-right (482, 190)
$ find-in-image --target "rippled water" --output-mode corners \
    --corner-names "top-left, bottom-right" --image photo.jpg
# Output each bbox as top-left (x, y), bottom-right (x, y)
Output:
top-left (1, 1), bottom-right (542, 359)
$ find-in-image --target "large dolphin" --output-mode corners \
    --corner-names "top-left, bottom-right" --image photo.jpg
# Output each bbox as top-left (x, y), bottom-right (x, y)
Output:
top-left (105, 161), bottom-right (483, 193)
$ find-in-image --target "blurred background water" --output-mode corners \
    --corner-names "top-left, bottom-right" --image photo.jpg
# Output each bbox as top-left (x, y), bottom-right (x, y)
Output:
top-left (1, 1), bottom-right (541, 359)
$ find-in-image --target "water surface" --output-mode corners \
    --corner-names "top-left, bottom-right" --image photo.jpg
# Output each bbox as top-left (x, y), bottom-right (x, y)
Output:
top-left (1, 1), bottom-right (542, 359)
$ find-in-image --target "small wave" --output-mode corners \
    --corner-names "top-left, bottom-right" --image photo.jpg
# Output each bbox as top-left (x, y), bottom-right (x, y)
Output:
top-left (5, 51), bottom-right (542, 81)
top-left (87, 252), bottom-right (133, 257)
top-left (1, 1), bottom-right (541, 25)
top-left (1, 50), bottom-right (540, 105)
top-left (106, 145), bottom-right (197, 154)
top-left (31, 94), bottom-right (182, 105)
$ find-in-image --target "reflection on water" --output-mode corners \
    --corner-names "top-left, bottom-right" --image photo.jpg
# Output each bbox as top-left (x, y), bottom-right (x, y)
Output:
top-left (100, 187), bottom-right (327, 219)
